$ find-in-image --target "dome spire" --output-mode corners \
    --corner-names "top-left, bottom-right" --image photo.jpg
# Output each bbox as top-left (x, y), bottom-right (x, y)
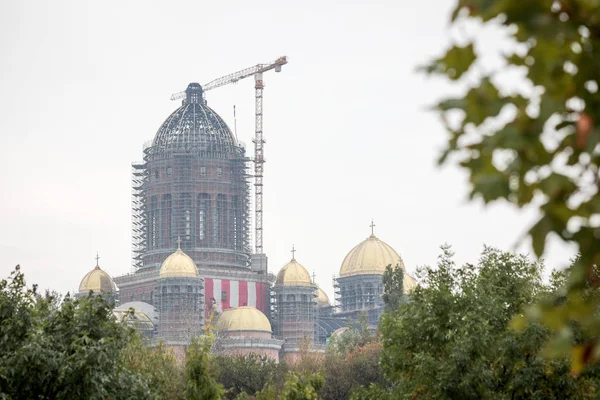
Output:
top-left (184, 82), bottom-right (204, 105)
top-left (95, 252), bottom-right (100, 269)
top-left (291, 244), bottom-right (296, 261)
top-left (370, 219), bottom-right (376, 237)
top-left (177, 235), bottom-right (182, 250)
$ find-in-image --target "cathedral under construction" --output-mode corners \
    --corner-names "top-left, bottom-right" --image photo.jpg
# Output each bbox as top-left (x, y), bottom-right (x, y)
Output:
top-left (76, 65), bottom-right (417, 361)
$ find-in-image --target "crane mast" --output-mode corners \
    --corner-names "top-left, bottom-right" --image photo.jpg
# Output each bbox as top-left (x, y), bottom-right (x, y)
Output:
top-left (170, 56), bottom-right (288, 255)
top-left (254, 73), bottom-right (265, 254)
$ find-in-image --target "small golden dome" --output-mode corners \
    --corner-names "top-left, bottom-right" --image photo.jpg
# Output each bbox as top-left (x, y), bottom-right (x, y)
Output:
top-left (79, 263), bottom-right (116, 293)
top-left (216, 306), bottom-right (272, 333)
top-left (159, 245), bottom-right (198, 278)
top-left (339, 233), bottom-right (416, 292)
top-left (315, 286), bottom-right (330, 307)
top-left (275, 257), bottom-right (312, 287)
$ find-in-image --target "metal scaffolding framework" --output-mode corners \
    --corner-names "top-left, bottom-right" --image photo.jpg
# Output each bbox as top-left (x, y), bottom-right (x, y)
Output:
top-left (170, 57), bottom-right (288, 255)
top-left (132, 84), bottom-right (252, 272)
top-left (156, 275), bottom-right (204, 344)
top-left (271, 284), bottom-right (317, 352)
top-left (333, 274), bottom-right (386, 325)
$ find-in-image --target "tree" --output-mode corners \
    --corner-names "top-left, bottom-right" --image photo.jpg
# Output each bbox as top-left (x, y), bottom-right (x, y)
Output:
top-left (252, 371), bottom-right (324, 400)
top-left (280, 372), bottom-right (324, 400)
top-left (184, 337), bottom-right (225, 400)
top-left (424, 0), bottom-right (600, 372)
top-left (321, 341), bottom-right (386, 400)
top-left (326, 314), bottom-right (374, 358)
top-left (121, 338), bottom-right (185, 400)
top-left (214, 354), bottom-right (286, 400)
top-left (375, 246), bottom-right (600, 399)
top-left (0, 266), bottom-right (154, 399)
top-left (382, 264), bottom-right (405, 311)
top-left (1, 266), bottom-right (236, 400)
top-left (320, 313), bottom-right (385, 400)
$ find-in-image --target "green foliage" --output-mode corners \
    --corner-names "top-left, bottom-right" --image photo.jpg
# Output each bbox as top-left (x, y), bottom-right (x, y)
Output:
top-left (326, 313), bottom-right (374, 358)
top-left (320, 313), bottom-right (385, 400)
top-left (350, 383), bottom-right (394, 400)
top-left (382, 264), bottom-right (405, 311)
top-left (0, 266), bottom-right (236, 400)
top-left (252, 371), bottom-right (323, 400)
top-left (321, 341), bottom-right (386, 400)
top-left (215, 354), bottom-right (286, 400)
top-left (426, 0), bottom-right (600, 372)
top-left (254, 379), bottom-right (280, 400)
top-left (184, 337), bottom-right (225, 400)
top-left (121, 338), bottom-right (185, 400)
top-left (377, 246), bottom-right (600, 399)
top-left (0, 266), bottom-right (153, 399)
top-left (281, 372), bottom-right (324, 400)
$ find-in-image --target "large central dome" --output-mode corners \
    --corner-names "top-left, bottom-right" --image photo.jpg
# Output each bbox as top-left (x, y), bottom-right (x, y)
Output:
top-left (150, 83), bottom-right (238, 156)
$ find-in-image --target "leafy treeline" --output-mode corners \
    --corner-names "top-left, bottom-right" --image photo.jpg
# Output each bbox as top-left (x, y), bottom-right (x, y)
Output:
top-left (358, 246), bottom-right (600, 399)
top-left (0, 266), bottom-right (345, 400)
top-left (0, 266), bottom-right (223, 399)
top-left (424, 0), bottom-right (600, 372)
top-left (3, 244), bottom-right (596, 399)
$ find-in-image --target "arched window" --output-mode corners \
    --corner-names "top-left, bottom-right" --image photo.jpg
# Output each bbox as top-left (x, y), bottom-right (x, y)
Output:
top-left (365, 283), bottom-right (374, 308)
top-left (179, 193), bottom-right (192, 243)
top-left (161, 194), bottom-right (172, 247)
top-left (197, 194), bottom-right (210, 242)
top-left (215, 194), bottom-right (227, 245)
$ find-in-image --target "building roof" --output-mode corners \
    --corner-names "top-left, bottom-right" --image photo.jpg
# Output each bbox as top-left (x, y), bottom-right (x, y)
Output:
top-left (339, 233), bottom-right (417, 291)
top-left (113, 310), bottom-right (155, 331)
top-left (275, 258), bottom-right (313, 287)
top-left (315, 286), bottom-right (330, 307)
top-left (115, 301), bottom-right (159, 324)
top-left (159, 242), bottom-right (198, 278)
top-left (150, 83), bottom-right (239, 156)
top-left (79, 263), bottom-right (116, 293)
top-left (217, 306), bottom-right (272, 333)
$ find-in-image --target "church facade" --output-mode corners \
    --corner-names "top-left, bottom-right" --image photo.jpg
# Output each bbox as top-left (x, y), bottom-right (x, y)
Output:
top-left (76, 83), bottom-right (417, 361)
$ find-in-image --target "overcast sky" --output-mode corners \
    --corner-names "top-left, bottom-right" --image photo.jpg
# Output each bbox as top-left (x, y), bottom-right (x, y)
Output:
top-left (0, 1), bottom-right (576, 299)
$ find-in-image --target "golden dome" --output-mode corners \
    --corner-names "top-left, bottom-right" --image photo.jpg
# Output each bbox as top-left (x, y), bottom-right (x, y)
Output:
top-left (216, 306), bottom-right (272, 333)
top-left (275, 257), bottom-right (312, 287)
top-left (339, 233), bottom-right (417, 292)
top-left (315, 286), bottom-right (330, 307)
top-left (79, 264), bottom-right (116, 293)
top-left (159, 244), bottom-right (198, 278)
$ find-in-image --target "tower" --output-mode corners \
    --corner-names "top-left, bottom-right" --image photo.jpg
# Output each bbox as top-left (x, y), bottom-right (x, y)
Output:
top-left (156, 241), bottom-right (204, 344)
top-left (272, 250), bottom-right (317, 357)
top-left (334, 223), bottom-right (416, 325)
top-left (118, 83), bottom-right (268, 319)
top-left (133, 83), bottom-right (251, 273)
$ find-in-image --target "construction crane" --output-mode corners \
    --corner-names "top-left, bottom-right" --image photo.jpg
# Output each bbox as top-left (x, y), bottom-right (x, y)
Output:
top-left (171, 56), bottom-right (288, 255)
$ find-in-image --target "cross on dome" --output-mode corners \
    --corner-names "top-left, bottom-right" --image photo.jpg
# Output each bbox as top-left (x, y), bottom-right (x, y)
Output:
top-left (291, 245), bottom-right (296, 260)
top-left (370, 219), bottom-right (376, 236)
top-left (177, 236), bottom-right (182, 249)
top-left (95, 252), bottom-right (100, 268)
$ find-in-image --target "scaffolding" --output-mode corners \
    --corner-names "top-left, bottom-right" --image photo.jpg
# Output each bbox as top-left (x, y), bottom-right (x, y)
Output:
top-left (156, 275), bottom-right (204, 344)
top-left (271, 283), bottom-right (317, 353)
top-left (333, 274), bottom-right (385, 326)
top-left (131, 84), bottom-right (252, 273)
top-left (131, 162), bottom-right (148, 271)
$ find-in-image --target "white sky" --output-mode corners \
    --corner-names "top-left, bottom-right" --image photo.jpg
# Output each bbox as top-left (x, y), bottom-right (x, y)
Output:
top-left (0, 0), bottom-right (576, 299)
